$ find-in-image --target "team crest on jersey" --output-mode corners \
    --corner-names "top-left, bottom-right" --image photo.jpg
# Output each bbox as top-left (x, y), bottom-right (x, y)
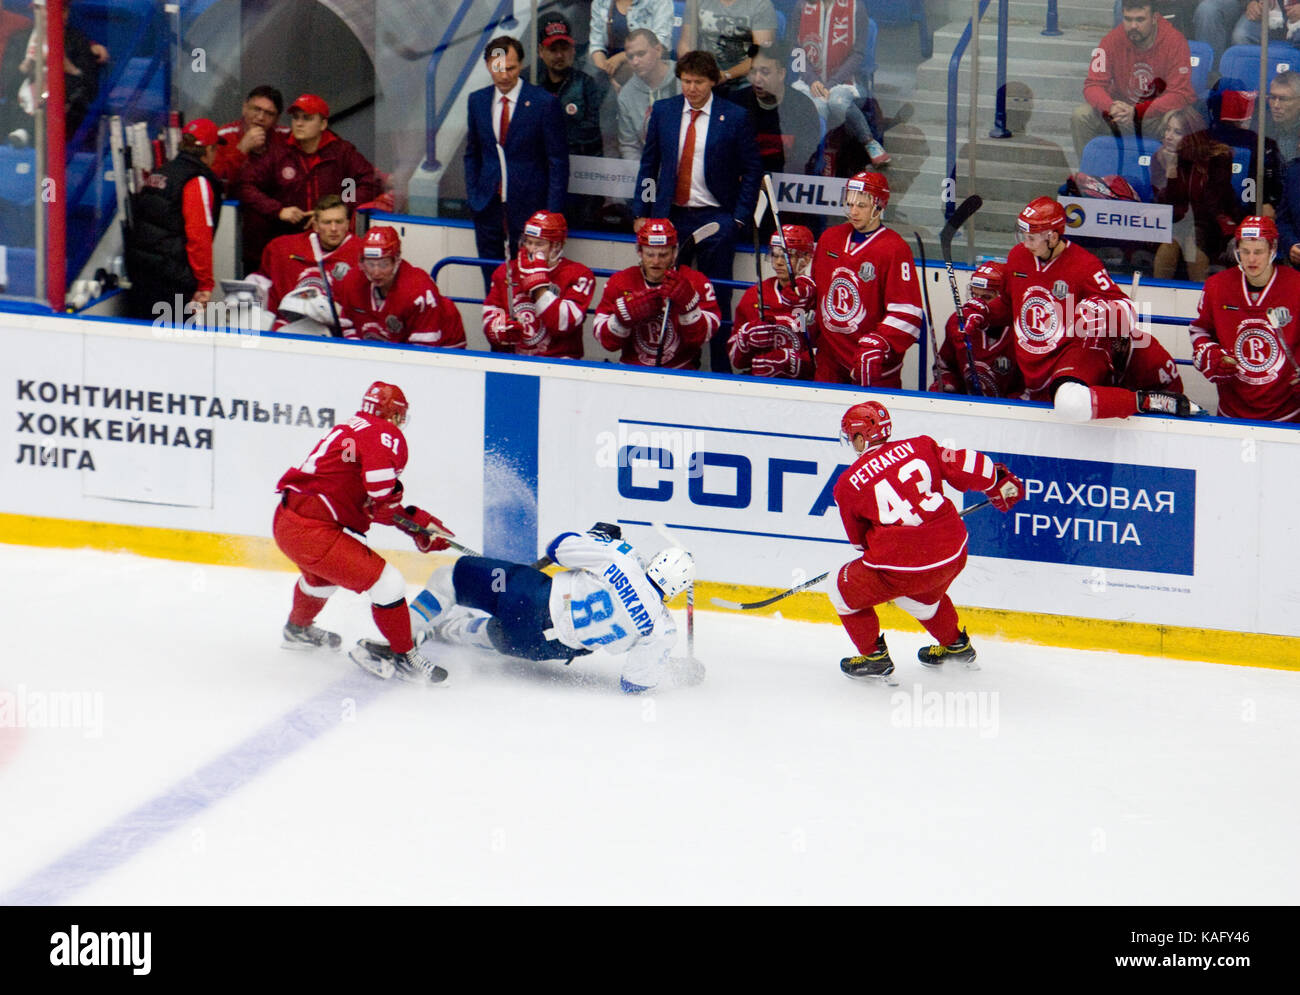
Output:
top-left (1017, 289), bottom-right (1065, 354)
top-left (1051, 280), bottom-right (1068, 300)
top-left (1267, 306), bottom-right (1292, 328)
top-left (330, 261), bottom-right (351, 281)
top-left (857, 261), bottom-right (876, 283)
top-left (281, 165), bottom-right (297, 181)
top-left (386, 315), bottom-right (404, 335)
top-left (823, 269), bottom-right (867, 335)
top-left (1131, 63), bottom-right (1157, 101)
top-left (1233, 319), bottom-right (1284, 385)
top-left (995, 355), bottom-right (1011, 375)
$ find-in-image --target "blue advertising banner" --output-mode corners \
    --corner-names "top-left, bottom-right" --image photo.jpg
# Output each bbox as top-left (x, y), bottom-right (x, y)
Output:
top-left (964, 452), bottom-right (1196, 576)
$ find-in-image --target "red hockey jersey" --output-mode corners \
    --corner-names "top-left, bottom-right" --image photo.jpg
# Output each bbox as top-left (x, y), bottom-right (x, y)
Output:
top-left (1190, 266), bottom-right (1300, 422)
top-left (933, 310), bottom-right (1022, 397)
top-left (833, 434), bottom-right (999, 572)
top-left (276, 410), bottom-right (407, 534)
top-left (258, 231), bottom-right (362, 313)
top-left (811, 222), bottom-right (923, 385)
top-left (482, 256), bottom-right (596, 358)
top-left (328, 260), bottom-right (465, 348)
top-left (593, 266), bottom-right (721, 369)
top-left (730, 275), bottom-right (814, 378)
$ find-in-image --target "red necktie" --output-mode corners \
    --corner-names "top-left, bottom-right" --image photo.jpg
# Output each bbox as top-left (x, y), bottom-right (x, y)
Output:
top-left (499, 95), bottom-right (511, 145)
top-left (674, 109), bottom-right (701, 207)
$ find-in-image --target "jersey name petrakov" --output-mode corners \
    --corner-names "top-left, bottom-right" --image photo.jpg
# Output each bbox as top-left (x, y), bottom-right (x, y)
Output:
top-left (846, 440), bottom-right (917, 490)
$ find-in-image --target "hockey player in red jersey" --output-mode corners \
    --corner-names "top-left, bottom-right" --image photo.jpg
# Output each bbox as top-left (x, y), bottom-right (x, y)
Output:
top-left (594, 219), bottom-right (722, 369)
top-left (930, 260), bottom-right (1022, 397)
top-left (1006, 196), bottom-right (1196, 419)
top-left (1190, 216), bottom-right (1300, 422)
top-left (252, 194), bottom-right (362, 316)
top-left (274, 382), bottom-right (453, 684)
top-left (810, 171), bottom-right (923, 385)
top-left (483, 210), bottom-right (596, 358)
top-left (290, 226), bottom-right (466, 347)
top-left (829, 401), bottom-right (1024, 681)
top-left (729, 224), bottom-right (816, 379)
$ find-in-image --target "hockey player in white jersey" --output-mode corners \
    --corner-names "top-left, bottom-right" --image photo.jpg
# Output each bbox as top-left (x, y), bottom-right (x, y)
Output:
top-left (409, 523), bottom-right (697, 693)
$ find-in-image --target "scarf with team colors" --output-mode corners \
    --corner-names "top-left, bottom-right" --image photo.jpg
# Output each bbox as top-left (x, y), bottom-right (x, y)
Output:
top-left (798, 0), bottom-right (856, 82)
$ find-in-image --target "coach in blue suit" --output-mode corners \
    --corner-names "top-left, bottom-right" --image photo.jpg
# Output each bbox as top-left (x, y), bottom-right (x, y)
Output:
top-left (465, 35), bottom-right (570, 287)
top-left (635, 50), bottom-right (762, 372)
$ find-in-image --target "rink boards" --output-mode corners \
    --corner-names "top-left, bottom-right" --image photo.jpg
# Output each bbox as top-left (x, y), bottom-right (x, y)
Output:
top-left (2, 310), bottom-right (1298, 664)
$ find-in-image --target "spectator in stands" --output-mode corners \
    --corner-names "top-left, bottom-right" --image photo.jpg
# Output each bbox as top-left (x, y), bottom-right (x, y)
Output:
top-left (1226, 0), bottom-right (1300, 45)
top-left (213, 85), bottom-right (285, 185)
top-left (1272, 156), bottom-right (1300, 263)
top-left (1209, 87), bottom-right (1283, 213)
top-left (789, 0), bottom-right (890, 166)
top-left (539, 14), bottom-right (603, 157)
top-left (635, 49), bottom-right (763, 371)
top-left (1150, 106), bottom-right (1244, 279)
top-left (0, 4), bottom-right (32, 141)
top-left (12, 3), bottom-right (108, 143)
top-left (124, 119), bottom-right (223, 322)
top-left (1267, 69), bottom-right (1300, 164)
top-left (249, 193), bottom-right (362, 315)
top-left (677, 0), bottom-right (778, 97)
top-left (733, 43), bottom-right (821, 176)
top-left (589, 0), bottom-right (673, 92)
top-left (464, 35), bottom-right (570, 288)
top-left (617, 28), bottom-right (680, 159)
top-left (236, 93), bottom-right (391, 277)
top-left (1071, 1), bottom-right (1196, 160)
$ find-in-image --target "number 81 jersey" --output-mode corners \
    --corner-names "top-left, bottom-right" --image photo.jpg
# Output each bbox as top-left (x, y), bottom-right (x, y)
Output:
top-left (832, 435), bottom-right (999, 570)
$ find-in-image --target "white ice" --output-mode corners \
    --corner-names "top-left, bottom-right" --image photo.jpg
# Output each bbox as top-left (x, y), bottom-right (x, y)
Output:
top-left (1, 545), bottom-right (1297, 905)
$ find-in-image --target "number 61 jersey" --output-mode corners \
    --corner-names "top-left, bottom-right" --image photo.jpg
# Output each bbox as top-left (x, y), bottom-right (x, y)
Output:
top-left (832, 435), bottom-right (999, 570)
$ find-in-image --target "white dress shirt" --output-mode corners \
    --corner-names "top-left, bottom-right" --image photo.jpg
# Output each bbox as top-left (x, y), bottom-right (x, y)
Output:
top-left (677, 95), bottom-right (721, 208)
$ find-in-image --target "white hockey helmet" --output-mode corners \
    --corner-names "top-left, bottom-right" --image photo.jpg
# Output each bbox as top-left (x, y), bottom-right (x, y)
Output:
top-left (646, 547), bottom-right (695, 600)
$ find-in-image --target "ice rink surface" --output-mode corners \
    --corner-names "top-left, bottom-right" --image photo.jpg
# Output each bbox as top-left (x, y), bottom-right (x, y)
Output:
top-left (1, 544), bottom-right (1297, 905)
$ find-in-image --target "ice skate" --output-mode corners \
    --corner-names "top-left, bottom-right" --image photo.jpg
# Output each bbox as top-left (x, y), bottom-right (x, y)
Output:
top-left (841, 635), bottom-right (897, 684)
top-left (429, 607), bottom-right (495, 652)
top-left (1137, 390), bottom-right (1204, 417)
top-left (918, 629), bottom-right (979, 670)
top-left (282, 622), bottom-right (342, 651)
top-left (350, 639), bottom-right (448, 685)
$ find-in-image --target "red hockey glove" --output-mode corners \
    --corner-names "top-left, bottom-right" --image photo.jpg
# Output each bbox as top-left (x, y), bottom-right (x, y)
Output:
top-left (928, 370), bottom-right (961, 393)
top-left (659, 270), bottom-right (700, 312)
top-left (399, 506), bottom-right (452, 553)
top-left (751, 346), bottom-right (805, 379)
top-left (1192, 341), bottom-right (1238, 383)
top-left (615, 287), bottom-right (662, 326)
top-left (497, 318), bottom-right (525, 345)
top-left (734, 321), bottom-right (783, 353)
top-left (985, 463), bottom-right (1024, 512)
top-left (516, 249), bottom-right (552, 295)
top-left (960, 297), bottom-right (990, 338)
top-left (776, 274), bottom-right (816, 311)
top-left (852, 334), bottom-right (888, 385)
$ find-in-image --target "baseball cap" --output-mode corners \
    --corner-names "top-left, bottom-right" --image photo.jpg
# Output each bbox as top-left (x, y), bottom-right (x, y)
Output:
top-left (540, 15), bottom-right (573, 47)
top-left (289, 93), bottom-right (330, 118)
top-left (182, 118), bottom-right (224, 147)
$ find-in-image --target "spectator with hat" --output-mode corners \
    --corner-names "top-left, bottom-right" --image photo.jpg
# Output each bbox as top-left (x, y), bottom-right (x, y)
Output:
top-left (124, 119), bottom-right (224, 321)
top-left (539, 14), bottom-right (603, 157)
top-left (236, 92), bottom-right (391, 274)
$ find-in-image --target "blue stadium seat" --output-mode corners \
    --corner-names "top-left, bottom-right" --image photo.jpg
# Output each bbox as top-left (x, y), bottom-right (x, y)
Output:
top-left (1227, 143), bottom-right (1254, 208)
top-left (870, 0), bottom-right (930, 60)
top-left (672, 1), bottom-right (683, 52)
top-left (0, 147), bottom-right (37, 247)
top-left (1187, 40), bottom-right (1213, 100)
top-left (1217, 43), bottom-right (1300, 92)
top-left (1078, 135), bottom-right (1161, 202)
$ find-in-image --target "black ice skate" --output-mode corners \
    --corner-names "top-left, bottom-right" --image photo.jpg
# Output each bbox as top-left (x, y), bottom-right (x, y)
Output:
top-left (350, 639), bottom-right (448, 685)
top-left (918, 629), bottom-right (978, 670)
top-left (841, 635), bottom-right (896, 684)
top-left (1137, 390), bottom-right (1204, 417)
top-left (282, 622), bottom-right (342, 651)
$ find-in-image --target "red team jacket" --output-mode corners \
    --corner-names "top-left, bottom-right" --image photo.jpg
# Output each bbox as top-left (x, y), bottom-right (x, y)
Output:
top-left (594, 266), bottom-right (722, 369)
top-left (482, 257), bottom-right (597, 358)
top-left (811, 223), bottom-right (923, 385)
top-left (259, 230), bottom-right (362, 313)
top-left (1190, 266), bottom-right (1300, 422)
top-left (1004, 239), bottom-right (1135, 398)
top-left (276, 411), bottom-right (407, 535)
top-left (729, 275), bottom-right (814, 378)
top-left (327, 260), bottom-right (465, 348)
top-left (833, 435), bottom-right (999, 572)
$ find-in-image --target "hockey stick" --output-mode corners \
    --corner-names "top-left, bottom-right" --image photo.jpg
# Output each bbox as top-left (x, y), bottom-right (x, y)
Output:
top-left (654, 221), bottom-right (720, 366)
top-left (753, 188), bottom-right (769, 322)
top-left (939, 194), bottom-right (984, 395)
top-left (391, 514), bottom-right (481, 557)
top-left (762, 173), bottom-right (816, 356)
top-left (710, 499), bottom-right (994, 611)
top-left (495, 144), bottom-right (516, 321)
top-left (1264, 311), bottom-right (1300, 386)
top-left (289, 251), bottom-right (344, 338)
top-left (913, 233), bottom-right (946, 390)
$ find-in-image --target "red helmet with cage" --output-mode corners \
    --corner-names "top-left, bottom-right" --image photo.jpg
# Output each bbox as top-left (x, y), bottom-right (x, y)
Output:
top-left (1236, 215), bottom-right (1278, 246)
top-left (969, 261), bottom-right (1006, 296)
top-left (360, 382), bottom-right (408, 426)
top-left (361, 226), bottom-right (402, 261)
top-left (844, 171), bottom-right (890, 210)
top-left (523, 210), bottom-right (568, 244)
top-left (1017, 196), bottom-right (1066, 236)
top-left (840, 401), bottom-right (891, 451)
top-left (637, 218), bottom-right (678, 248)
top-left (771, 224), bottom-right (816, 256)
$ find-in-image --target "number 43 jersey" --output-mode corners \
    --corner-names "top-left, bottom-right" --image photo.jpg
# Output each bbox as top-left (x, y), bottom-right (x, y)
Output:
top-left (543, 532), bottom-right (678, 664)
top-left (832, 435), bottom-right (999, 571)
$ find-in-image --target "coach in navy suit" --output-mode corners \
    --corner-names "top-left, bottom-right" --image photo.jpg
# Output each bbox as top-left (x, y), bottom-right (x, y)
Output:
top-left (635, 50), bottom-right (762, 372)
top-left (465, 35), bottom-right (570, 287)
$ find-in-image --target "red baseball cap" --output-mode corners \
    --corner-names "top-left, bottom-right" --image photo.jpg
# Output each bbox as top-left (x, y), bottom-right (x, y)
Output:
top-left (540, 17), bottom-right (573, 47)
top-left (182, 118), bottom-right (224, 147)
top-left (289, 93), bottom-right (330, 118)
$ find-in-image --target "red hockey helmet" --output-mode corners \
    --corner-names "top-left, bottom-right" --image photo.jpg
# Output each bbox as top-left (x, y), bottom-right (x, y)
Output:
top-left (523, 210), bottom-right (568, 244)
top-left (969, 260), bottom-right (1006, 296)
top-left (1236, 215), bottom-right (1278, 246)
top-left (844, 171), bottom-right (890, 209)
top-left (1017, 196), bottom-right (1066, 236)
top-left (361, 381), bottom-right (408, 426)
top-left (637, 218), bottom-right (678, 248)
top-left (361, 225), bottom-right (402, 261)
top-left (840, 401), bottom-right (891, 451)
top-left (771, 224), bottom-right (816, 256)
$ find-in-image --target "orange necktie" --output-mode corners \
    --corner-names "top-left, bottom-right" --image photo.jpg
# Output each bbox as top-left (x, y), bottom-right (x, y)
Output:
top-left (674, 109), bottom-right (701, 207)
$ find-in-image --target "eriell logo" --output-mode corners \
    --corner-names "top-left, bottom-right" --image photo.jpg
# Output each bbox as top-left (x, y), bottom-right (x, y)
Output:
top-left (49, 925), bottom-right (151, 976)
